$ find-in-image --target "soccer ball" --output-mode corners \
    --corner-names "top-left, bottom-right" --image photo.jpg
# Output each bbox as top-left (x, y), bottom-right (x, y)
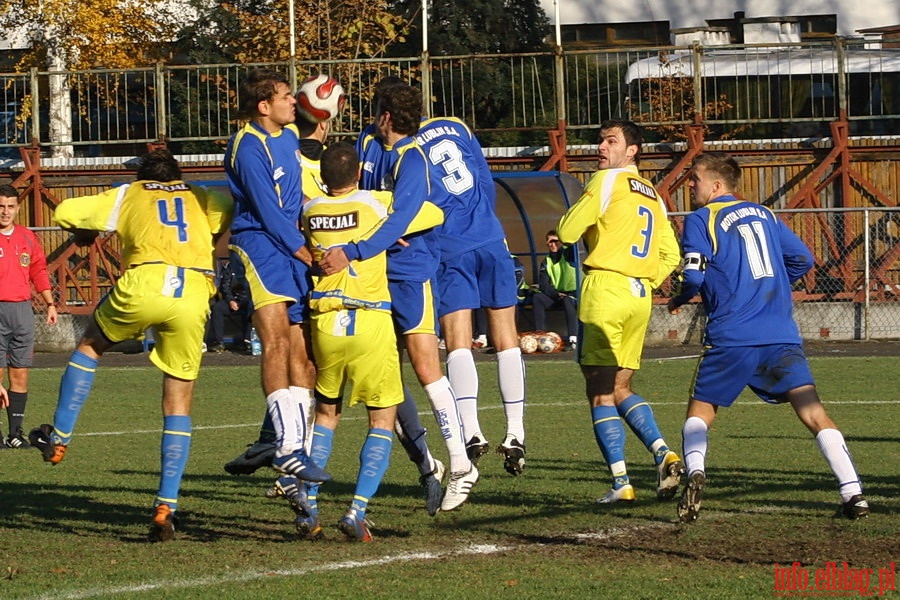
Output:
top-left (518, 332), bottom-right (539, 354)
top-left (295, 74), bottom-right (346, 122)
top-left (537, 331), bottom-right (564, 353)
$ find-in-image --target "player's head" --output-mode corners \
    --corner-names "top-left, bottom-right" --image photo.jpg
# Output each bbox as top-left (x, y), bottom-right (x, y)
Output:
top-left (598, 119), bottom-right (643, 168)
top-left (375, 84), bottom-right (422, 138)
top-left (320, 141), bottom-right (360, 192)
top-left (136, 148), bottom-right (182, 182)
top-left (0, 183), bottom-right (20, 231)
top-left (238, 68), bottom-right (295, 123)
top-left (373, 76), bottom-right (404, 103)
top-left (689, 152), bottom-right (740, 208)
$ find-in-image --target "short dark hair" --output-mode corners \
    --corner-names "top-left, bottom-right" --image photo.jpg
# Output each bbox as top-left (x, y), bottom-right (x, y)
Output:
top-left (136, 148), bottom-right (182, 182)
top-left (0, 184), bottom-right (19, 200)
top-left (600, 119), bottom-right (643, 163)
top-left (238, 68), bottom-right (290, 120)
top-left (376, 84), bottom-right (422, 136)
top-left (320, 141), bottom-right (359, 191)
top-left (546, 229), bottom-right (559, 239)
top-left (692, 152), bottom-right (741, 190)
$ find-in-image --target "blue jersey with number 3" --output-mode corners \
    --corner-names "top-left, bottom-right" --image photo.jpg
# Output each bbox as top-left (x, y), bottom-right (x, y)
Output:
top-left (414, 117), bottom-right (506, 260)
top-left (674, 195), bottom-right (814, 346)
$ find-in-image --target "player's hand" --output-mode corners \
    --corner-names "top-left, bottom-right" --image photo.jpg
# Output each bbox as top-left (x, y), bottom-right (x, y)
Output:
top-left (318, 246), bottom-right (350, 275)
top-left (229, 300), bottom-right (239, 312)
top-left (68, 228), bottom-right (99, 247)
top-left (396, 237), bottom-right (410, 248)
top-left (294, 245), bottom-right (313, 266)
top-left (0, 386), bottom-right (8, 409)
top-left (667, 298), bottom-right (681, 315)
top-left (46, 305), bottom-right (59, 325)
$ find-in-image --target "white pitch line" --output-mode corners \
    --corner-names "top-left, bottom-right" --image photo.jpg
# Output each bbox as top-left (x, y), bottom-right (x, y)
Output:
top-left (33, 543), bottom-right (513, 600)
top-left (75, 397), bottom-right (899, 439)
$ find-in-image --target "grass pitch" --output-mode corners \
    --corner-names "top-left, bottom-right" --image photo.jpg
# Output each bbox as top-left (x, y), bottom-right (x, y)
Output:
top-left (1, 354), bottom-right (897, 599)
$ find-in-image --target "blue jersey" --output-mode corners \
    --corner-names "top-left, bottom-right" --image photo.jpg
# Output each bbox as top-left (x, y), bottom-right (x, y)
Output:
top-left (350, 134), bottom-right (439, 282)
top-left (414, 117), bottom-right (506, 260)
top-left (224, 121), bottom-right (306, 256)
top-left (357, 124), bottom-right (395, 192)
top-left (672, 195), bottom-right (814, 346)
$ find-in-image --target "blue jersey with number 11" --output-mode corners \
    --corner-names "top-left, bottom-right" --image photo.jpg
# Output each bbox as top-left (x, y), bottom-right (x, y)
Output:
top-left (673, 195), bottom-right (814, 347)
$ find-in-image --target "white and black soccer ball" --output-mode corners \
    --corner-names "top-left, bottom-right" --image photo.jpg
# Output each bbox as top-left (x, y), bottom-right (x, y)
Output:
top-left (537, 331), bottom-right (563, 353)
top-left (519, 332), bottom-right (539, 354)
top-left (295, 74), bottom-right (346, 122)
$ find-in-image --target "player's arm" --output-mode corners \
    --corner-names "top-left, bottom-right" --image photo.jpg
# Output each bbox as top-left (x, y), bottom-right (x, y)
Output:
top-left (668, 213), bottom-right (709, 313)
top-left (557, 170), bottom-right (605, 246)
top-left (54, 186), bottom-right (123, 245)
top-left (650, 214), bottom-right (682, 289)
top-left (321, 149), bottom-right (430, 274)
top-left (199, 187), bottom-right (235, 243)
top-left (777, 219), bottom-right (815, 283)
top-left (233, 138), bottom-right (308, 258)
top-left (404, 201), bottom-right (444, 235)
top-left (348, 149), bottom-right (429, 260)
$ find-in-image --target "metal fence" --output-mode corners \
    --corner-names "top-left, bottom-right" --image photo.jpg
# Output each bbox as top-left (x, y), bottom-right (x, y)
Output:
top-left (31, 206), bottom-right (899, 343)
top-left (3, 38), bottom-right (900, 156)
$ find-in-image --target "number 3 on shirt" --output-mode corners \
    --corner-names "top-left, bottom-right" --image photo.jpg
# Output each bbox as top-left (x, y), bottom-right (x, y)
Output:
top-left (631, 205), bottom-right (653, 258)
top-left (158, 197), bottom-right (188, 242)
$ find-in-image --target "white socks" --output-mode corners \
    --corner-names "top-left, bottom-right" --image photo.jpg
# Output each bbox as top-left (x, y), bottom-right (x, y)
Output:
top-left (447, 348), bottom-right (481, 441)
top-left (816, 428), bottom-right (863, 501)
top-left (682, 416), bottom-right (708, 476)
top-left (497, 347), bottom-right (525, 441)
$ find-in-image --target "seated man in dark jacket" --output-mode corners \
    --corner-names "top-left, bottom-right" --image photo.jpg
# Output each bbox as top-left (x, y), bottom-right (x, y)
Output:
top-left (206, 257), bottom-right (252, 353)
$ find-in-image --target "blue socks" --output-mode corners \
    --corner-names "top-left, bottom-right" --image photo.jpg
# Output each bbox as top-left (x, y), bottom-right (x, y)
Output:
top-left (157, 415), bottom-right (192, 511)
top-left (53, 350), bottom-right (99, 443)
top-left (617, 394), bottom-right (668, 464)
top-left (591, 405), bottom-right (628, 487)
top-left (395, 387), bottom-right (432, 475)
top-left (350, 428), bottom-right (393, 516)
top-left (305, 424), bottom-right (335, 513)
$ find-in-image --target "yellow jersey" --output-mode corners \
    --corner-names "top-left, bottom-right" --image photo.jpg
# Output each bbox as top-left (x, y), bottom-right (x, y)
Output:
top-left (303, 188), bottom-right (444, 314)
top-left (558, 165), bottom-right (679, 288)
top-left (54, 180), bottom-right (233, 272)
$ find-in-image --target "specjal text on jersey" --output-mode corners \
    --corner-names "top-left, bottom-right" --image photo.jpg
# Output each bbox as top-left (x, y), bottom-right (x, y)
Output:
top-left (719, 205), bottom-right (769, 232)
top-left (143, 182), bottom-right (190, 192)
top-left (308, 212), bottom-right (359, 231)
top-left (415, 124), bottom-right (462, 145)
top-left (628, 178), bottom-right (657, 200)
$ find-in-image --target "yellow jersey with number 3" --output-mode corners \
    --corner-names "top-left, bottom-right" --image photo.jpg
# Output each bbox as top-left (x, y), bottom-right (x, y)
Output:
top-left (557, 165), bottom-right (679, 288)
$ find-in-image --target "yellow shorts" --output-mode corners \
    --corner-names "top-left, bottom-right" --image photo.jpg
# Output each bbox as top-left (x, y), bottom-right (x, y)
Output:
top-left (310, 309), bottom-right (404, 409)
top-left (577, 270), bottom-right (651, 370)
top-left (95, 264), bottom-right (214, 380)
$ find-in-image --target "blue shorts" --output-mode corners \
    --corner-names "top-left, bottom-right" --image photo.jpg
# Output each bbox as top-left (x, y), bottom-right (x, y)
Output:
top-left (437, 241), bottom-right (518, 316)
top-left (691, 344), bottom-right (815, 406)
top-left (229, 232), bottom-right (310, 324)
top-left (389, 279), bottom-right (438, 335)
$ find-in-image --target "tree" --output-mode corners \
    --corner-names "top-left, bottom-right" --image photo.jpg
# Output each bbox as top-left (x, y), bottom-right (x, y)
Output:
top-left (0, 0), bottom-right (180, 157)
top-left (176, 0), bottom-right (412, 64)
top-left (389, 0), bottom-right (550, 56)
top-left (388, 0), bottom-right (551, 144)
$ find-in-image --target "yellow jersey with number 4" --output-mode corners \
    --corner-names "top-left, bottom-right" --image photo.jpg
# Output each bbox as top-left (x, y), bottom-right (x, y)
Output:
top-left (54, 181), bottom-right (233, 272)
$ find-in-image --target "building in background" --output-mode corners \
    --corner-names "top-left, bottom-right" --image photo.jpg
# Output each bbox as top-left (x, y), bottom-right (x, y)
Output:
top-left (540, 0), bottom-right (900, 47)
